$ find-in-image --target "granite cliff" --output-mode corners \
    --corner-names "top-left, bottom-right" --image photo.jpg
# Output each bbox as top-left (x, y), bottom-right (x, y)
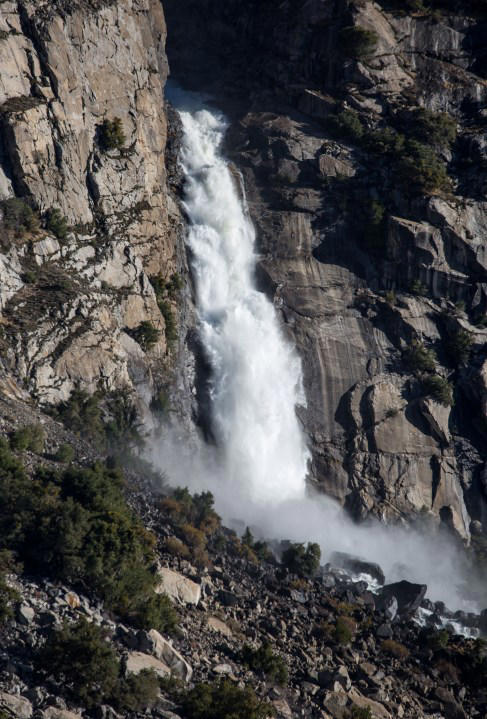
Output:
top-left (166, 0), bottom-right (487, 540)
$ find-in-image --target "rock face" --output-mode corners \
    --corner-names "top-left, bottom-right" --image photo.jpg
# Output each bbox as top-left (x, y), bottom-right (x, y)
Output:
top-left (165, 0), bottom-right (487, 538)
top-left (0, 0), bottom-right (184, 411)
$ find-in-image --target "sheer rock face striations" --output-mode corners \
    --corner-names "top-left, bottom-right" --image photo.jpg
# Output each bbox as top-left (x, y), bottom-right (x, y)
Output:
top-left (165, 0), bottom-right (487, 537)
top-left (0, 0), bottom-right (182, 409)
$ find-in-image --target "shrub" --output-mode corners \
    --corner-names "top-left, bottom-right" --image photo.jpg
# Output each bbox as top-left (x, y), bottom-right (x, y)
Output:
top-left (445, 329), bottom-right (473, 366)
top-left (405, 340), bottom-right (437, 372)
top-left (328, 109), bottom-right (364, 142)
top-left (38, 620), bottom-right (119, 708)
top-left (165, 537), bottom-right (191, 559)
top-left (10, 424), bottom-right (46, 454)
top-left (180, 680), bottom-right (273, 719)
top-left (55, 443), bottom-right (75, 463)
top-left (54, 389), bottom-right (143, 451)
top-left (409, 279), bottom-right (428, 296)
top-left (381, 639), bottom-right (409, 659)
top-left (0, 197), bottom-right (39, 237)
top-left (132, 593), bottom-right (179, 635)
top-left (410, 108), bottom-right (457, 149)
top-left (159, 300), bottom-right (178, 343)
top-left (103, 391), bottom-right (144, 450)
top-left (151, 388), bottom-right (170, 415)
top-left (0, 551), bottom-right (20, 625)
top-left (111, 669), bottom-right (160, 712)
top-left (339, 26), bottom-right (378, 58)
top-left (351, 707), bottom-right (373, 719)
top-left (54, 389), bottom-right (105, 445)
top-left (365, 126), bottom-right (405, 155)
top-left (421, 374), bottom-right (454, 406)
top-left (281, 542), bottom-right (321, 577)
top-left (242, 642), bottom-right (288, 685)
top-left (130, 321), bottom-right (160, 352)
top-left (396, 139), bottom-right (451, 193)
top-left (150, 274), bottom-right (179, 344)
top-left (99, 118), bottom-right (126, 152)
top-left (45, 208), bottom-right (69, 240)
top-left (0, 444), bottom-right (176, 633)
top-left (334, 615), bottom-right (357, 645)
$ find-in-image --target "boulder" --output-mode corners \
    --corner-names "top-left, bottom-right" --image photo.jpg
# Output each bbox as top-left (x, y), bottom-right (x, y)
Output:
top-left (217, 589), bottom-right (239, 607)
top-left (207, 616), bottom-right (233, 637)
top-left (272, 698), bottom-right (293, 718)
top-left (125, 651), bottom-right (170, 679)
top-left (156, 567), bottom-right (201, 606)
top-left (348, 687), bottom-right (391, 718)
top-left (330, 553), bottom-right (385, 585)
top-left (139, 629), bottom-right (192, 681)
top-left (377, 581), bottom-right (427, 616)
top-left (0, 693), bottom-right (33, 719)
top-left (17, 603), bottom-right (35, 625)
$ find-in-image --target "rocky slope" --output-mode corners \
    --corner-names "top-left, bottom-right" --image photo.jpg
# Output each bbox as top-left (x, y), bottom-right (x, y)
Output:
top-left (165, 0), bottom-right (487, 540)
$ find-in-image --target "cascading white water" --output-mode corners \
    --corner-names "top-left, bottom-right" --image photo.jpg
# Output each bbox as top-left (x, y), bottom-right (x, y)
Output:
top-left (158, 88), bottom-right (478, 613)
top-left (176, 92), bottom-right (310, 504)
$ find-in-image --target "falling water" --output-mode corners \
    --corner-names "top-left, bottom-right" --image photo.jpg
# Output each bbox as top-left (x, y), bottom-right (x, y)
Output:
top-left (175, 90), bottom-right (310, 504)
top-left (159, 88), bottom-right (478, 613)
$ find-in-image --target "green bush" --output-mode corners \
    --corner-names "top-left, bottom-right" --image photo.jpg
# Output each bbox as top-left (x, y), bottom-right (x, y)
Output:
top-left (180, 680), bottom-right (273, 719)
top-left (339, 26), bottom-right (378, 58)
top-left (130, 321), bottom-right (160, 352)
top-left (327, 109), bottom-right (364, 142)
top-left (281, 541), bottom-right (321, 577)
top-left (150, 273), bottom-right (180, 344)
top-left (0, 197), bottom-right (39, 237)
top-left (365, 126), bottom-right (405, 155)
top-left (0, 550), bottom-right (20, 625)
top-left (38, 619), bottom-right (119, 708)
top-left (54, 389), bottom-right (143, 451)
top-left (410, 108), bottom-right (457, 149)
top-left (111, 669), bottom-right (160, 712)
top-left (99, 118), bottom-right (126, 152)
top-left (409, 279), bottom-right (428, 296)
top-left (405, 340), bottom-right (437, 372)
top-left (242, 642), bottom-right (288, 685)
top-left (55, 443), bottom-right (75, 463)
top-left (334, 615), bottom-right (356, 645)
top-left (445, 329), bottom-right (473, 366)
top-left (351, 707), bottom-right (373, 719)
top-left (10, 424), bottom-right (46, 454)
top-left (0, 443), bottom-right (176, 633)
top-left (396, 139), bottom-right (451, 193)
top-left (45, 208), bottom-right (69, 240)
top-left (421, 374), bottom-right (454, 406)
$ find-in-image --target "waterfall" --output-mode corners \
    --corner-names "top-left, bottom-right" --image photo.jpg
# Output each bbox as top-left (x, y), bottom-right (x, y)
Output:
top-left (159, 88), bottom-right (475, 613)
top-left (174, 91), bottom-right (310, 505)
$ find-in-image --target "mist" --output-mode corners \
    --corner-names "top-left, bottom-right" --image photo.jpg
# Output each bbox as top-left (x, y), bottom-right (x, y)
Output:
top-left (153, 86), bottom-right (480, 615)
